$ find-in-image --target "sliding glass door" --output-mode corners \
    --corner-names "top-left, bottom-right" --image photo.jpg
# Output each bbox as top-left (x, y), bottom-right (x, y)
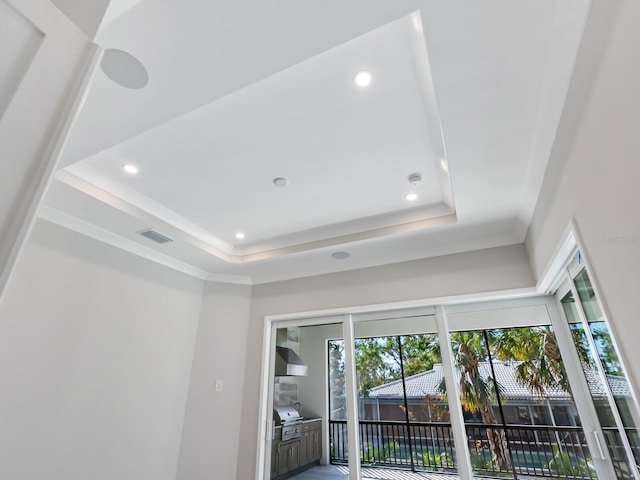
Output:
top-left (328, 314), bottom-right (458, 477)
top-left (324, 300), bottom-right (622, 480)
top-left (449, 326), bottom-right (594, 478)
top-left (265, 276), bottom-right (639, 480)
top-left (352, 316), bottom-right (457, 475)
top-left (446, 302), bottom-right (607, 480)
top-left (556, 254), bottom-right (640, 480)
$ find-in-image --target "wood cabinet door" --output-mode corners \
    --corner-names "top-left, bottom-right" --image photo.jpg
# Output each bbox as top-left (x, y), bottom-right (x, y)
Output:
top-left (271, 439), bottom-right (278, 478)
top-left (277, 440), bottom-right (301, 475)
top-left (289, 441), bottom-right (300, 471)
top-left (276, 443), bottom-right (290, 476)
top-left (310, 428), bottom-right (322, 462)
top-left (299, 432), bottom-right (309, 466)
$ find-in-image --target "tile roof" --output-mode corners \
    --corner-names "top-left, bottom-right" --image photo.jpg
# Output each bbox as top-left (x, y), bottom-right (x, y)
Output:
top-left (368, 361), bottom-right (630, 400)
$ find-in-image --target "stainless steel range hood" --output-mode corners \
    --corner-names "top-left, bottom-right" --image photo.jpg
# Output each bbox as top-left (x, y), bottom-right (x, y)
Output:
top-left (275, 346), bottom-right (308, 376)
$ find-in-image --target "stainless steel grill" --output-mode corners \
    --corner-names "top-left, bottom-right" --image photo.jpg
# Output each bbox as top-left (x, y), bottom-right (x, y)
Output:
top-left (274, 406), bottom-right (303, 441)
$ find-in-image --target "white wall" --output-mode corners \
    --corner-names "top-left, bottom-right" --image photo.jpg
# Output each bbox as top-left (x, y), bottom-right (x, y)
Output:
top-left (175, 281), bottom-right (252, 480)
top-left (0, 220), bottom-right (204, 480)
top-left (526, 0), bottom-right (640, 395)
top-left (237, 243), bottom-right (534, 480)
top-left (298, 324), bottom-right (342, 425)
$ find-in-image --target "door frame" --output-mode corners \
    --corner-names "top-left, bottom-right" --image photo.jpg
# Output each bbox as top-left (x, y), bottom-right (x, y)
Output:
top-left (0, 0), bottom-right (101, 302)
top-left (255, 220), bottom-right (632, 480)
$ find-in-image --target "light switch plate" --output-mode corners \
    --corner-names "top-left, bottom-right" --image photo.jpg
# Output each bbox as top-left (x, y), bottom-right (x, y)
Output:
top-left (215, 379), bottom-right (223, 392)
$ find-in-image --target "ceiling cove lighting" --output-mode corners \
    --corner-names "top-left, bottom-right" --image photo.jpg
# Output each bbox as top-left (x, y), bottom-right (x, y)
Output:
top-left (235, 232), bottom-right (245, 240)
top-left (123, 164), bottom-right (139, 174)
top-left (353, 70), bottom-right (372, 87)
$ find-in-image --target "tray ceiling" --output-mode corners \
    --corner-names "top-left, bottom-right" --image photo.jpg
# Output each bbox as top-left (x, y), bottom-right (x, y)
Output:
top-left (43, 0), bottom-right (592, 283)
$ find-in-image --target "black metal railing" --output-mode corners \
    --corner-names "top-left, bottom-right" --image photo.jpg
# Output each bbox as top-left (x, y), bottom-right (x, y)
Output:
top-left (600, 426), bottom-right (640, 480)
top-left (329, 420), bottom-right (604, 479)
top-left (330, 420), bottom-right (456, 472)
top-left (466, 423), bottom-right (596, 479)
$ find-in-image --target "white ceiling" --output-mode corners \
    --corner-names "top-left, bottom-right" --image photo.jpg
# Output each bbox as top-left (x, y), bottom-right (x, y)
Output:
top-left (44, 0), bottom-right (592, 284)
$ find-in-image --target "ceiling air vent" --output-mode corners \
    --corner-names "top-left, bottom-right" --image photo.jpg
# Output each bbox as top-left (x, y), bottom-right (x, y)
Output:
top-left (138, 229), bottom-right (173, 244)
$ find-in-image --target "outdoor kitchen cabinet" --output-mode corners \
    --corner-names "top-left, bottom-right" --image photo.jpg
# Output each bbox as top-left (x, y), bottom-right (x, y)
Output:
top-left (271, 419), bottom-right (322, 479)
top-left (301, 419), bottom-right (321, 464)
top-left (271, 427), bottom-right (281, 478)
top-left (308, 420), bottom-right (322, 462)
top-left (299, 430), bottom-right (309, 466)
top-left (276, 439), bottom-right (300, 475)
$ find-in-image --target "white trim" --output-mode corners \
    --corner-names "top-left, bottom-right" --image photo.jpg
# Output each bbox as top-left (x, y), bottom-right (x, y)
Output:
top-left (548, 294), bottom-right (618, 479)
top-left (446, 304), bottom-right (552, 332)
top-left (268, 315), bottom-right (346, 330)
top-left (264, 287), bottom-right (537, 324)
top-left (443, 295), bottom-right (550, 314)
top-left (342, 314), bottom-right (362, 480)
top-left (536, 219), bottom-right (578, 294)
top-left (322, 338), bottom-right (331, 465)
top-left (565, 220), bottom-right (640, 412)
top-left (56, 168), bottom-right (458, 262)
top-left (204, 272), bottom-right (252, 285)
top-left (568, 275), bottom-right (640, 479)
top-left (537, 219), bottom-right (640, 478)
top-left (39, 206), bottom-right (210, 279)
top-left (353, 306), bottom-right (436, 322)
top-left (0, 40), bottom-right (102, 304)
top-left (37, 206), bottom-right (253, 285)
top-left (436, 306), bottom-right (473, 480)
top-left (255, 317), bottom-right (276, 480)
top-left (54, 170), bottom-right (241, 262)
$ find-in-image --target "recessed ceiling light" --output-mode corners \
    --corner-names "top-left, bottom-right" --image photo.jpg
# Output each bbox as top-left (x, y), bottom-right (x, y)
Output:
top-left (440, 159), bottom-right (449, 172)
top-left (123, 164), bottom-right (139, 174)
top-left (353, 70), bottom-right (372, 87)
top-left (331, 251), bottom-right (350, 260)
top-left (235, 232), bottom-right (245, 240)
top-left (406, 193), bottom-right (418, 202)
top-left (273, 177), bottom-right (289, 187)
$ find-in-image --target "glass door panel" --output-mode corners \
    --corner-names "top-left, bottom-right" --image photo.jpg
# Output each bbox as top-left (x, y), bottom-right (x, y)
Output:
top-left (449, 320), bottom-right (596, 480)
top-left (574, 270), bottom-right (640, 448)
top-left (351, 316), bottom-right (458, 477)
top-left (560, 266), bottom-right (640, 479)
top-left (448, 329), bottom-right (512, 479)
top-left (561, 291), bottom-right (632, 477)
top-left (328, 337), bottom-right (348, 465)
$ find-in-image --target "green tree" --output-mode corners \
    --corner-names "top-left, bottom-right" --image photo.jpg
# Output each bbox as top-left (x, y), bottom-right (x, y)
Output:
top-left (329, 340), bottom-right (345, 381)
top-left (354, 337), bottom-right (400, 397)
top-left (450, 331), bottom-right (512, 472)
top-left (449, 326), bottom-right (588, 473)
top-left (492, 327), bottom-right (570, 395)
top-left (395, 334), bottom-right (441, 377)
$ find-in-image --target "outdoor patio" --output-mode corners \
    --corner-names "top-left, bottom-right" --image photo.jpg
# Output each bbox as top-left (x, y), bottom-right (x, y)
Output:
top-left (289, 464), bottom-right (459, 480)
top-left (289, 465), bottom-right (555, 480)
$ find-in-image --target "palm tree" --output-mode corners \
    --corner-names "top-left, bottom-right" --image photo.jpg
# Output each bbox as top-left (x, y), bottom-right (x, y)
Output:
top-left (451, 331), bottom-right (512, 471)
top-left (491, 327), bottom-right (572, 396)
top-left (450, 326), bottom-right (587, 473)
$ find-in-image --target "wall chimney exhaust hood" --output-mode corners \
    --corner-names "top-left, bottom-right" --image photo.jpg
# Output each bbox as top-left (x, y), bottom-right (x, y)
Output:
top-left (275, 346), bottom-right (308, 376)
